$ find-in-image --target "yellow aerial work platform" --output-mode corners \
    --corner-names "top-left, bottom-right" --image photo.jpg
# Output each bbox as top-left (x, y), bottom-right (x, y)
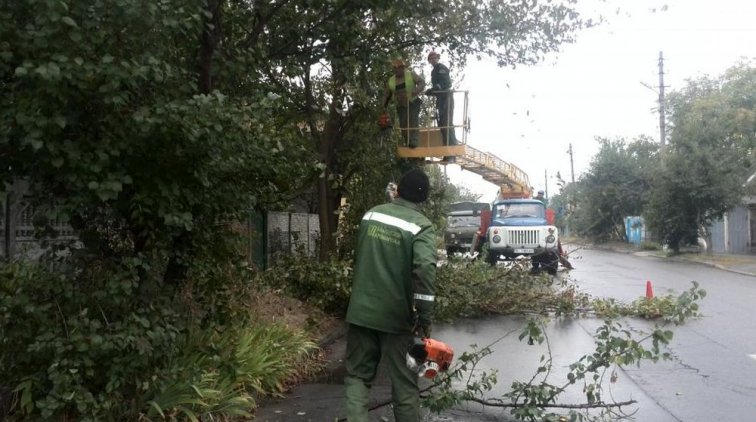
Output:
top-left (396, 128), bottom-right (466, 158)
top-left (392, 89), bottom-right (531, 197)
top-left (395, 90), bottom-right (469, 160)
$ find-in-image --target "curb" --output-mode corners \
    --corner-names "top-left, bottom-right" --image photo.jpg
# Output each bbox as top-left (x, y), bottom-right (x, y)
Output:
top-left (684, 260), bottom-right (756, 278)
top-left (583, 244), bottom-right (756, 278)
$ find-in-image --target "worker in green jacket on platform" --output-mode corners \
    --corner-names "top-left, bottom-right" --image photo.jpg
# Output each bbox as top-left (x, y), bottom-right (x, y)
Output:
top-left (344, 168), bottom-right (437, 422)
top-left (383, 58), bottom-right (426, 148)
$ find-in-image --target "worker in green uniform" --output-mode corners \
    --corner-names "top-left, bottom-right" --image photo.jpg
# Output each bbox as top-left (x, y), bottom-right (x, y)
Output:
top-left (345, 168), bottom-right (437, 422)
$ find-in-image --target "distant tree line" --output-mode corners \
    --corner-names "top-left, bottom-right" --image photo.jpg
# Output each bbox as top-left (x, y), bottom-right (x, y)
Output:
top-left (552, 62), bottom-right (756, 252)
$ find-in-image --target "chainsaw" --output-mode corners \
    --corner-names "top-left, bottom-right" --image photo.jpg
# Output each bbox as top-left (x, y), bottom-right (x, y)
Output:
top-left (405, 337), bottom-right (454, 379)
top-left (377, 111), bottom-right (391, 129)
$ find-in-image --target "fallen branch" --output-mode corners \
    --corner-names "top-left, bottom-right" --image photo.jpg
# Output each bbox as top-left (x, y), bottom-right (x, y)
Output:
top-left (447, 396), bottom-right (637, 410)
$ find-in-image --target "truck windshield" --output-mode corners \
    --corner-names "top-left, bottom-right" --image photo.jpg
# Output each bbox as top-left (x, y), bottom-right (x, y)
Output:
top-left (447, 215), bottom-right (480, 228)
top-left (494, 203), bottom-right (544, 219)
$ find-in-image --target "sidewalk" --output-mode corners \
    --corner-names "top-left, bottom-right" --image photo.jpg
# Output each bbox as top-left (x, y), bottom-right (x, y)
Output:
top-left (253, 325), bottom-right (394, 422)
top-left (583, 241), bottom-right (756, 277)
top-left (669, 251), bottom-right (756, 277)
top-left (253, 246), bottom-right (756, 421)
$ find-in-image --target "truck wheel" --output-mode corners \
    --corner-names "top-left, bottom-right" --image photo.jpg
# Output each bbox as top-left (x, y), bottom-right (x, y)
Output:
top-left (530, 260), bottom-right (541, 274)
top-left (543, 252), bottom-right (559, 275)
top-left (486, 250), bottom-right (498, 266)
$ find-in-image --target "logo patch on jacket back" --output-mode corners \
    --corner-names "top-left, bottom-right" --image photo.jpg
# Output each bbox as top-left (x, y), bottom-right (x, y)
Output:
top-left (367, 224), bottom-right (401, 245)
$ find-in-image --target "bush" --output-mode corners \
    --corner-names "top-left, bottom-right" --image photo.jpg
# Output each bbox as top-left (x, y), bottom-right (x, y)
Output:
top-left (0, 261), bottom-right (183, 420)
top-left (261, 254), bottom-right (352, 316)
top-left (143, 324), bottom-right (317, 421)
top-left (640, 241), bottom-right (660, 251)
top-left (0, 259), bottom-right (321, 421)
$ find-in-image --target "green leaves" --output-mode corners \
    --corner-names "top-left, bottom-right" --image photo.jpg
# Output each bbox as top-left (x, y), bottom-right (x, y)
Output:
top-left (0, 0), bottom-right (603, 419)
top-left (260, 254), bottom-right (353, 315)
top-left (61, 16), bottom-right (78, 28)
top-left (644, 64), bottom-right (756, 251)
top-left (0, 261), bottom-right (181, 419)
top-left (88, 179), bottom-right (123, 201)
top-left (565, 136), bottom-right (660, 241)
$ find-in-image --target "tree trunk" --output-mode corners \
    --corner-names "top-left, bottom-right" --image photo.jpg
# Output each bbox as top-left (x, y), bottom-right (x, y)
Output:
top-left (164, 0), bottom-right (222, 285)
top-left (317, 174), bottom-right (337, 262)
top-left (3, 183), bottom-right (17, 262)
top-left (317, 120), bottom-right (343, 262)
top-left (314, 60), bottom-right (348, 262)
top-left (198, 0), bottom-right (222, 94)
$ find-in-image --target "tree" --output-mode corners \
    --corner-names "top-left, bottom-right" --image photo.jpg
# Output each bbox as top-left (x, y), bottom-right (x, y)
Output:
top-left (0, 2), bottom-right (315, 418)
top-left (548, 173), bottom-right (577, 235)
top-left (447, 183), bottom-right (484, 203)
top-left (568, 137), bottom-right (659, 241)
top-left (335, 162), bottom-right (459, 258)
top-left (0, 1), bottom-right (600, 417)
top-left (0, 0), bottom-right (315, 277)
top-left (229, 0), bottom-right (590, 260)
top-left (644, 62), bottom-right (756, 252)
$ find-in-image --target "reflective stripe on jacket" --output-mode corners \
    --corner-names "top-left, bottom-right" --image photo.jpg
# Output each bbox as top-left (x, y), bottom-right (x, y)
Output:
top-left (388, 70), bottom-right (418, 104)
top-left (346, 198), bottom-right (437, 334)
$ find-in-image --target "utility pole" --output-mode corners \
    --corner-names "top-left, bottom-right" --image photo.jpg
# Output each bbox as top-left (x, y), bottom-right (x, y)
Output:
top-left (567, 143), bottom-right (575, 183)
top-left (544, 169), bottom-right (548, 199)
top-left (640, 51), bottom-right (668, 150)
top-left (658, 51), bottom-right (666, 148)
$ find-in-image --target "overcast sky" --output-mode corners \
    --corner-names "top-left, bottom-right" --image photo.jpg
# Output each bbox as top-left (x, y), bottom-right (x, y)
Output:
top-left (439, 0), bottom-right (756, 201)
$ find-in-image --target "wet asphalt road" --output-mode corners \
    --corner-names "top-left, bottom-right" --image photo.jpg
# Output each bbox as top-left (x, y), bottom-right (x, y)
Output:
top-left (567, 248), bottom-right (756, 421)
top-left (255, 248), bottom-right (756, 421)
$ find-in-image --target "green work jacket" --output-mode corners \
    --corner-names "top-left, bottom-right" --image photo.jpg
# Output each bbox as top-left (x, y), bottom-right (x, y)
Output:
top-left (346, 198), bottom-right (437, 334)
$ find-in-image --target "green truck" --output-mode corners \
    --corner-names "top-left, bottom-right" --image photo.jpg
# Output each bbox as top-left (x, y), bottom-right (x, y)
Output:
top-left (444, 201), bottom-right (490, 256)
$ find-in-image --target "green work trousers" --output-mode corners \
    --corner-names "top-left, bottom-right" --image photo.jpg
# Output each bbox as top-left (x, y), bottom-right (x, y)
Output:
top-left (344, 323), bottom-right (419, 422)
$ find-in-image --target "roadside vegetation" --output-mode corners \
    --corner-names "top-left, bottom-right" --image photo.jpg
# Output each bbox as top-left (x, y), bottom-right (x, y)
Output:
top-left (0, 254), bottom-right (338, 421)
top-left (552, 62), bottom-right (755, 252)
top-left (0, 229), bottom-right (707, 421)
top-left (0, 0), bottom-right (734, 421)
top-left (1, 0), bottom-right (589, 419)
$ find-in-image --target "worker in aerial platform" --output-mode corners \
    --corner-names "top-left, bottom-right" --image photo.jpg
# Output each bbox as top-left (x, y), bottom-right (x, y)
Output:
top-left (383, 58), bottom-right (425, 148)
top-left (426, 51), bottom-right (457, 162)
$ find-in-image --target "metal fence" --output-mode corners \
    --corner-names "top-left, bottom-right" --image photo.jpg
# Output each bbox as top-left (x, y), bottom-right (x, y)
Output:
top-left (710, 204), bottom-right (753, 254)
top-left (265, 211), bottom-right (320, 266)
top-left (2, 192), bottom-right (321, 267)
top-left (1, 195), bottom-right (77, 260)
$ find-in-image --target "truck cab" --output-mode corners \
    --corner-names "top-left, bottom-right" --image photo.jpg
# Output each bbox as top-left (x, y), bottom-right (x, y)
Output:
top-left (444, 201), bottom-right (490, 256)
top-left (485, 198), bottom-right (560, 274)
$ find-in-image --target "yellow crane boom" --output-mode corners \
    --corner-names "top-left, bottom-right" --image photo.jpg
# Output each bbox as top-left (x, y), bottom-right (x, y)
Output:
top-left (455, 144), bottom-right (532, 199)
top-left (392, 90), bottom-right (531, 198)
